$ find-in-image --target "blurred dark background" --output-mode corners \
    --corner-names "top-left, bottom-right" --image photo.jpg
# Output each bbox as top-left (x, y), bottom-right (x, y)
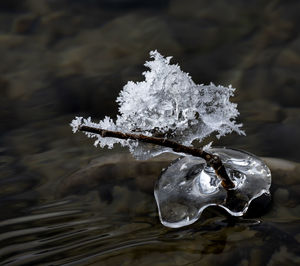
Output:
top-left (0, 0), bottom-right (299, 155)
top-left (1, 0), bottom-right (299, 162)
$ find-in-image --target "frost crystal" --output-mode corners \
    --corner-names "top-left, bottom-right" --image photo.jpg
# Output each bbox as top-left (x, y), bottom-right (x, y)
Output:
top-left (71, 50), bottom-right (245, 159)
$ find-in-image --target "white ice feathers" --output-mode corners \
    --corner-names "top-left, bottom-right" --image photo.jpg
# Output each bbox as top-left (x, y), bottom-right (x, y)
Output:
top-left (71, 50), bottom-right (245, 159)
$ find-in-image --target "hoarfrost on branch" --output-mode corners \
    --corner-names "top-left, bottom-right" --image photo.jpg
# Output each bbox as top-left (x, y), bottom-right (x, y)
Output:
top-left (71, 50), bottom-right (245, 159)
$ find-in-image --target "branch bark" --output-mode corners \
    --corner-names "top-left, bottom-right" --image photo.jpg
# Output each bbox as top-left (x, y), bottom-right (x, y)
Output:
top-left (79, 125), bottom-right (235, 189)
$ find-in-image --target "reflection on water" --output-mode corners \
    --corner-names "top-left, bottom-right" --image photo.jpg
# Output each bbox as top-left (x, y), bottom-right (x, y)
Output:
top-left (1, 0), bottom-right (300, 265)
top-left (0, 151), bottom-right (299, 265)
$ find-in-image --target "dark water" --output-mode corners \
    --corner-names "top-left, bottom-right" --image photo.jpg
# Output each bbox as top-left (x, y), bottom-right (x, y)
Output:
top-left (1, 0), bottom-right (300, 265)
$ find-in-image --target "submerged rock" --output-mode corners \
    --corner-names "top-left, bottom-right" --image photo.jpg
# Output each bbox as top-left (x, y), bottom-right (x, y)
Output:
top-left (59, 152), bottom-right (179, 199)
top-left (60, 152), bottom-right (299, 222)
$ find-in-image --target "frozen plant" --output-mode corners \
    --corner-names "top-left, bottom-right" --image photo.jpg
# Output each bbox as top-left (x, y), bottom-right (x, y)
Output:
top-left (71, 51), bottom-right (244, 159)
top-left (71, 51), bottom-right (272, 228)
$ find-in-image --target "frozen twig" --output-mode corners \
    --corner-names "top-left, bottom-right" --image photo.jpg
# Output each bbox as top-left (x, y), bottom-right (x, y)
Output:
top-left (79, 125), bottom-right (235, 189)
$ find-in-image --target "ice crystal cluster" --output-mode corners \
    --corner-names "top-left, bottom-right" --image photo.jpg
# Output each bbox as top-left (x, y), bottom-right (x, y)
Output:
top-left (71, 51), bottom-right (244, 159)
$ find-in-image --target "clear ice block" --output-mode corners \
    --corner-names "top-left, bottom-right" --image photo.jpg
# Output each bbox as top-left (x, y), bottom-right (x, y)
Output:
top-left (154, 148), bottom-right (272, 228)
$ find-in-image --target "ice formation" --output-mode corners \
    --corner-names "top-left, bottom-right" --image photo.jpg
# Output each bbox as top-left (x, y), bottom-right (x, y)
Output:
top-left (71, 51), bottom-right (244, 159)
top-left (155, 148), bottom-right (272, 228)
top-left (71, 51), bottom-right (272, 228)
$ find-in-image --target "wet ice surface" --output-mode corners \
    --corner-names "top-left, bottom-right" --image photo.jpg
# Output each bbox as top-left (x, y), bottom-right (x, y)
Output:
top-left (155, 148), bottom-right (272, 228)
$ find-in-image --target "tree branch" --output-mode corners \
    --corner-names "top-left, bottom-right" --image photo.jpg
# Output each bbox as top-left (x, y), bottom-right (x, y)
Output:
top-left (79, 125), bottom-right (235, 189)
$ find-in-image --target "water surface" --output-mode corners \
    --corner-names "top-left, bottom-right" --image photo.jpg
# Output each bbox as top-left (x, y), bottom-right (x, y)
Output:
top-left (0, 0), bottom-right (300, 265)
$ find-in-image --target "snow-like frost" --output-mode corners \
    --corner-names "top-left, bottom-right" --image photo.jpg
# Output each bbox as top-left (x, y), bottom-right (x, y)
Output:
top-left (71, 50), bottom-right (245, 159)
